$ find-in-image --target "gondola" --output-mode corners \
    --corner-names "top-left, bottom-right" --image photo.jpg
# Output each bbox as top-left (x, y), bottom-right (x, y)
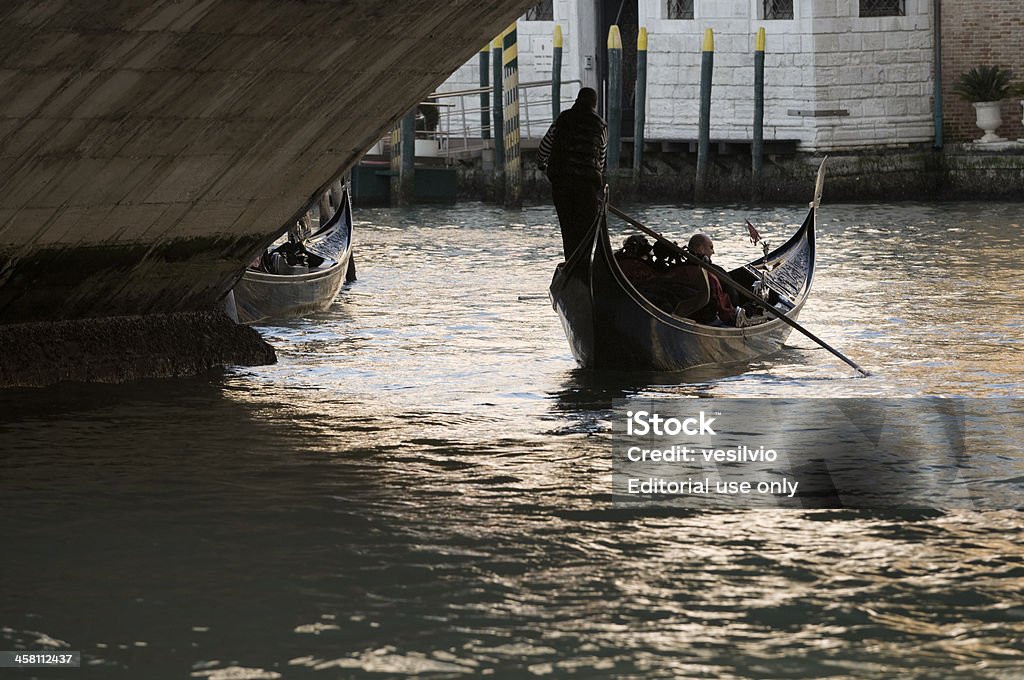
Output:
top-left (549, 193), bottom-right (816, 372)
top-left (232, 184), bottom-right (355, 324)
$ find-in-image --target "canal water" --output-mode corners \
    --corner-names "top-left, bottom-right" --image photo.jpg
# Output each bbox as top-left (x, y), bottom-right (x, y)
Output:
top-left (2, 201), bottom-right (1023, 678)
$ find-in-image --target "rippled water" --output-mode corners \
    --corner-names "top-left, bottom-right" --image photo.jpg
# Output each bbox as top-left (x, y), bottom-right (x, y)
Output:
top-left (2, 201), bottom-right (1023, 679)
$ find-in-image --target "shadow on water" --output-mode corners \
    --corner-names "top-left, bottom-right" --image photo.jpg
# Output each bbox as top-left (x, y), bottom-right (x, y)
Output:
top-left (549, 353), bottom-right (792, 414)
top-left (1, 378), bottom-right (468, 677)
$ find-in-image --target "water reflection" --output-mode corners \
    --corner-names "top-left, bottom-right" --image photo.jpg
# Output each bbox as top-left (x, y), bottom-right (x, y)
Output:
top-left (2, 201), bottom-right (1023, 678)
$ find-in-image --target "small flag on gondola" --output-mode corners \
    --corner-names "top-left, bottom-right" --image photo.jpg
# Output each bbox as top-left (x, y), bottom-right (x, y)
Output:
top-left (745, 219), bottom-right (762, 245)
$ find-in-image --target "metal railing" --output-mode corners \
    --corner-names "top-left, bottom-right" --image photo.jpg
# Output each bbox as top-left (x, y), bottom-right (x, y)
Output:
top-left (411, 79), bottom-right (582, 162)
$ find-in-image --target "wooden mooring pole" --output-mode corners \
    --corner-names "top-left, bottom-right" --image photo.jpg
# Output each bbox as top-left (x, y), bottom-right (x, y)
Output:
top-left (390, 109), bottom-right (416, 206)
top-left (752, 27), bottom-right (765, 202)
top-left (633, 27), bottom-right (648, 175)
top-left (479, 45), bottom-right (490, 140)
top-left (502, 23), bottom-right (522, 207)
top-left (606, 25), bottom-right (622, 171)
top-left (695, 28), bottom-right (714, 203)
top-left (491, 36), bottom-right (504, 173)
top-left (552, 25), bottom-right (563, 123)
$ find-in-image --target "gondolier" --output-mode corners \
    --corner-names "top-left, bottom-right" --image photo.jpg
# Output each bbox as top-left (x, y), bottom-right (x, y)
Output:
top-left (536, 87), bottom-right (608, 260)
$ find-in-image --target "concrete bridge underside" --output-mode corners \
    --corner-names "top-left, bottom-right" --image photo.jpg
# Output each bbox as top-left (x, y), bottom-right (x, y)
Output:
top-left (0, 0), bottom-right (533, 385)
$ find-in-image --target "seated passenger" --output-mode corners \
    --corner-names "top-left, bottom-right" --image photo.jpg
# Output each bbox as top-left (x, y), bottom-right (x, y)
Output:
top-left (687, 233), bottom-right (737, 326)
top-left (630, 240), bottom-right (710, 318)
top-left (614, 235), bottom-right (658, 284)
top-left (656, 259), bottom-right (711, 317)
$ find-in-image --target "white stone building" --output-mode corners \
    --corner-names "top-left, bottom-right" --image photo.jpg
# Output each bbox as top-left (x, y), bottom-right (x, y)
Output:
top-left (437, 0), bottom-right (936, 152)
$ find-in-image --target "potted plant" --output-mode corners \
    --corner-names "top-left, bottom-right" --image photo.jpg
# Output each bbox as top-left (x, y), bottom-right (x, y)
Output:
top-left (1013, 83), bottom-right (1024, 142)
top-left (952, 65), bottom-right (1014, 143)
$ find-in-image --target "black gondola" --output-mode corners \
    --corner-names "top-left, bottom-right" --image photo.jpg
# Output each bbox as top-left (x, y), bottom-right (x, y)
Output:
top-left (549, 188), bottom-right (817, 372)
top-left (232, 184), bottom-right (355, 324)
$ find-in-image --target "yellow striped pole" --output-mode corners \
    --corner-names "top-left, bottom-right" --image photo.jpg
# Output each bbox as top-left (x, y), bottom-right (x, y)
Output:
top-left (502, 23), bottom-right (522, 206)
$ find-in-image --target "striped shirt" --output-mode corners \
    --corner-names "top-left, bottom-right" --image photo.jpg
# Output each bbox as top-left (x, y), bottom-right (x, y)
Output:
top-left (536, 112), bottom-right (607, 175)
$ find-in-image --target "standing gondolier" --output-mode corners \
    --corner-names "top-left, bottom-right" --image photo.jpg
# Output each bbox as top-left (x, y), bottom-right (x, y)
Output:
top-left (536, 87), bottom-right (608, 260)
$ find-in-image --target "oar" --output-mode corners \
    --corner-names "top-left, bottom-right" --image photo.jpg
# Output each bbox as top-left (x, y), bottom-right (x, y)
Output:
top-left (607, 204), bottom-right (870, 377)
top-left (345, 253), bottom-right (357, 283)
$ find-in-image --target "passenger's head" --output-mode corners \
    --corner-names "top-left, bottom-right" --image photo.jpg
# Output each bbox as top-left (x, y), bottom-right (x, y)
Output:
top-left (688, 233), bottom-right (715, 258)
top-left (574, 87), bottom-right (598, 111)
top-left (622, 234), bottom-right (652, 258)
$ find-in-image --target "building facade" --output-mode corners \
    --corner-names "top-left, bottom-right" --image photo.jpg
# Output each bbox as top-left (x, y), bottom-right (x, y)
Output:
top-left (438, 0), bottom-right (1023, 152)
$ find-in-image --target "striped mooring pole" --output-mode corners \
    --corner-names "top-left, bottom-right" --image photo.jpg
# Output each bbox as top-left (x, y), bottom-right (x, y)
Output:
top-left (695, 28), bottom-right (714, 203)
top-left (752, 27), bottom-right (765, 202)
top-left (633, 27), bottom-right (648, 174)
top-left (552, 25), bottom-right (563, 123)
top-left (607, 25), bottom-right (622, 171)
top-left (502, 23), bottom-right (522, 207)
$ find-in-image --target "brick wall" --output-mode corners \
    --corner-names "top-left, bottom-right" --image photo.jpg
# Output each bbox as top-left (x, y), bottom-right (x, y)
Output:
top-left (941, 0), bottom-right (1024, 143)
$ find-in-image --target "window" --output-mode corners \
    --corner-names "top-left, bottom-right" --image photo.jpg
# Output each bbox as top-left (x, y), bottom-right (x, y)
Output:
top-left (523, 0), bottom-right (553, 21)
top-left (763, 0), bottom-right (793, 20)
top-left (665, 0), bottom-right (693, 20)
top-left (860, 0), bottom-right (904, 17)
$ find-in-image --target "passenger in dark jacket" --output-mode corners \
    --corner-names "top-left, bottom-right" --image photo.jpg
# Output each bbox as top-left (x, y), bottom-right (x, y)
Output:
top-left (687, 233), bottom-right (737, 325)
top-left (614, 234), bottom-right (658, 284)
top-left (536, 87), bottom-right (608, 260)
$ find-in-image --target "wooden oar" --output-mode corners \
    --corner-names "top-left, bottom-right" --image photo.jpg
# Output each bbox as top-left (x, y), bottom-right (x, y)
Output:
top-left (607, 204), bottom-right (870, 377)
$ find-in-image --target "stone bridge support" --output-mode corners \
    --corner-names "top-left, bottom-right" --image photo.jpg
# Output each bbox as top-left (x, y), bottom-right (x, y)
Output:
top-left (0, 0), bottom-right (532, 386)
